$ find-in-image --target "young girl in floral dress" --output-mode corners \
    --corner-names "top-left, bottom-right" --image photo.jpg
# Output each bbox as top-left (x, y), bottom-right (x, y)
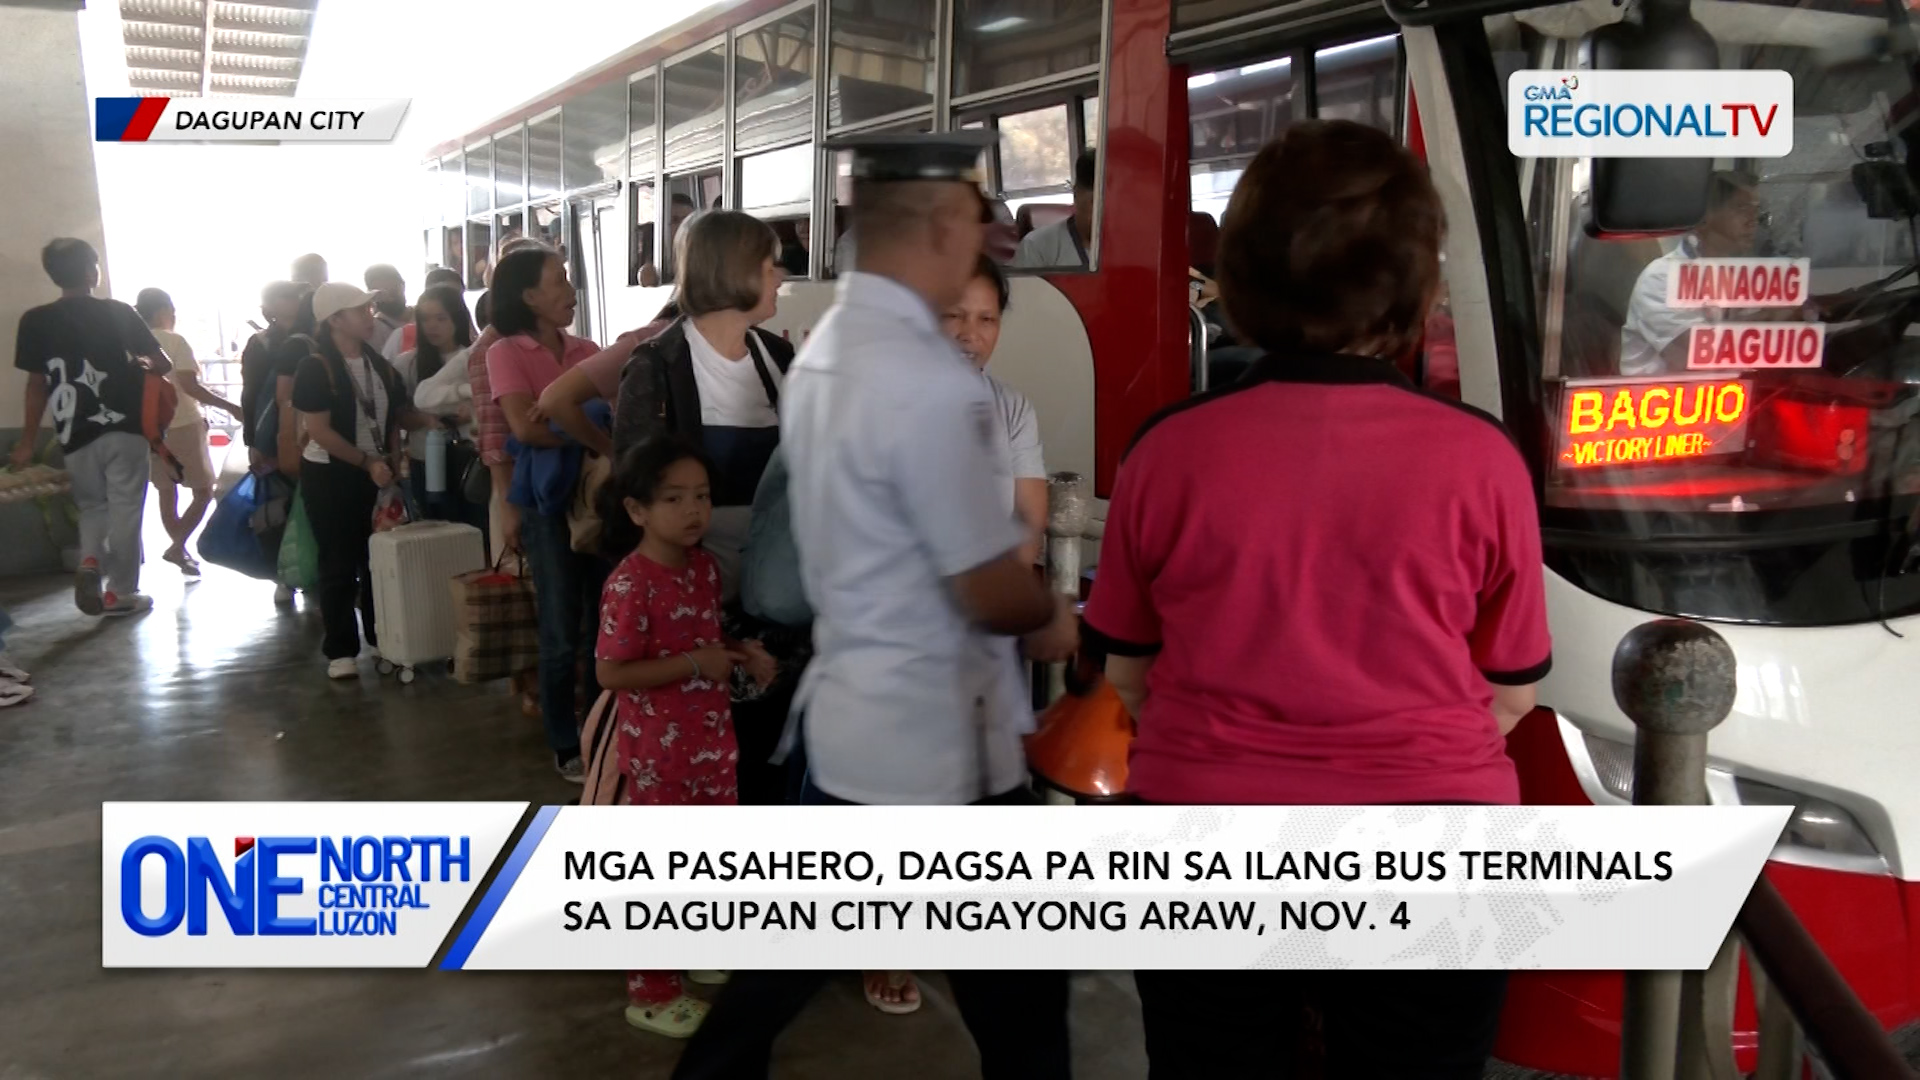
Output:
top-left (593, 436), bottom-right (774, 1038)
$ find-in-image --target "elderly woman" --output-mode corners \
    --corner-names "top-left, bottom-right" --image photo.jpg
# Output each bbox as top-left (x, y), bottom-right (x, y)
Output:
top-left (1083, 120), bottom-right (1551, 1077)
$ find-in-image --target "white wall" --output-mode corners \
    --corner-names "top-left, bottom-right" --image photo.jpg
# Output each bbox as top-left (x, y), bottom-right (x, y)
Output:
top-left (0, 1), bottom-right (106, 433)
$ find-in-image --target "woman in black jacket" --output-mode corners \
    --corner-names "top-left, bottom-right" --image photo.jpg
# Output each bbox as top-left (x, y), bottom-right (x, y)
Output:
top-left (610, 211), bottom-right (793, 505)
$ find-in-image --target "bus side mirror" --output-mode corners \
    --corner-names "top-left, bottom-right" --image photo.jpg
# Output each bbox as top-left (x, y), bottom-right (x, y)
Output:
top-left (1586, 0), bottom-right (1721, 237)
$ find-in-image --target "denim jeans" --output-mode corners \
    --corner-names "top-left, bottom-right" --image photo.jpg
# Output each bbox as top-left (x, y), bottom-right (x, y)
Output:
top-left (520, 507), bottom-right (607, 762)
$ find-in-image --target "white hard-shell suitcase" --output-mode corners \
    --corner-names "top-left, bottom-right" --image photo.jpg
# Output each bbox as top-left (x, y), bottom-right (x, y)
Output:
top-left (369, 521), bottom-right (487, 683)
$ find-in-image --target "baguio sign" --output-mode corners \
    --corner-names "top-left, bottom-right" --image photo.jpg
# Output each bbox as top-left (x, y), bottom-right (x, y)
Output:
top-left (1560, 377), bottom-right (1750, 469)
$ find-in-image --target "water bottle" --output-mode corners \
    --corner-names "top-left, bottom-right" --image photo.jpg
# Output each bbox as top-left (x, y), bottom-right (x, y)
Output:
top-left (425, 428), bottom-right (448, 494)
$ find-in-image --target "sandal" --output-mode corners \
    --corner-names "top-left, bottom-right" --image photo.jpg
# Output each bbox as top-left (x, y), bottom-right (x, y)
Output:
top-left (686, 970), bottom-right (730, 985)
top-left (864, 970), bottom-right (922, 1015)
top-left (624, 994), bottom-right (710, 1038)
top-left (162, 547), bottom-right (202, 577)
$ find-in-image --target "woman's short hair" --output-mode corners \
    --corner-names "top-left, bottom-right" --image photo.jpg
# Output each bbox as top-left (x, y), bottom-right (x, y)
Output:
top-left (1216, 120), bottom-right (1444, 361)
top-left (490, 248), bottom-right (559, 338)
top-left (674, 210), bottom-right (779, 318)
top-left (970, 254), bottom-right (1009, 313)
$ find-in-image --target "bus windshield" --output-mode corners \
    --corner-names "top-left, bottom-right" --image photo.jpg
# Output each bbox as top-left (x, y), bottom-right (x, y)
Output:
top-left (1488, 0), bottom-right (1920, 626)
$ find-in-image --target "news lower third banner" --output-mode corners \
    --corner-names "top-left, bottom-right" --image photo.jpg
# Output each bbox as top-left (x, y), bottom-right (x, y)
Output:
top-left (95, 98), bottom-right (409, 143)
top-left (104, 803), bottom-right (1790, 971)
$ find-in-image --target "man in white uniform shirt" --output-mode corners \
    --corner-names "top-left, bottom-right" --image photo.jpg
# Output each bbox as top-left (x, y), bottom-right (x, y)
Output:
top-left (672, 131), bottom-right (1076, 1080)
top-left (1619, 171), bottom-right (1767, 376)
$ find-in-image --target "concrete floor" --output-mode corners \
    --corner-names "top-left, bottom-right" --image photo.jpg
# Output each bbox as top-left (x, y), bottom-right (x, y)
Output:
top-left (0, 503), bottom-right (1152, 1080)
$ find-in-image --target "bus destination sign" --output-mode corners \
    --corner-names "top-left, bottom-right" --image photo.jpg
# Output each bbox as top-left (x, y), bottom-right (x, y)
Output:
top-left (1559, 377), bottom-right (1750, 469)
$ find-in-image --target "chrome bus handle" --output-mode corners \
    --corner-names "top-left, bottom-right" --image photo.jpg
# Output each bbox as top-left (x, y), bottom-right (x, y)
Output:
top-left (1188, 302), bottom-right (1209, 395)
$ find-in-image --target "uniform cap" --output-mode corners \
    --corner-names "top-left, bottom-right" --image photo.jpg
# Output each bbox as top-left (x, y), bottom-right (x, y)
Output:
top-left (826, 130), bottom-right (995, 184)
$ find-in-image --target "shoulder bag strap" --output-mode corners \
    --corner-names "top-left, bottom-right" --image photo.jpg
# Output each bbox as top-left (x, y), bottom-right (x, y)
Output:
top-left (343, 350), bottom-right (389, 457)
top-left (746, 332), bottom-right (780, 412)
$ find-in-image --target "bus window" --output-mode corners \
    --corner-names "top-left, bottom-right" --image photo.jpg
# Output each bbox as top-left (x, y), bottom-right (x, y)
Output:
top-left (632, 182), bottom-right (658, 287)
top-left (629, 73), bottom-right (658, 178)
top-left (828, 120), bottom-right (932, 278)
top-left (465, 141), bottom-right (492, 217)
top-left (1082, 96), bottom-right (1100, 148)
top-left (466, 220), bottom-right (492, 287)
top-left (740, 143), bottom-right (814, 277)
top-left (532, 204), bottom-right (564, 259)
top-left (528, 113), bottom-right (562, 201)
top-left (1188, 57), bottom-right (1294, 222)
top-left (664, 42), bottom-right (726, 172)
top-left (734, 7), bottom-right (815, 153)
top-left (495, 211), bottom-right (525, 254)
top-left (828, 0), bottom-right (936, 127)
top-left (441, 227), bottom-right (464, 286)
top-left (1313, 35), bottom-right (1400, 135)
top-left (439, 154), bottom-right (462, 224)
top-left (951, 0), bottom-right (1101, 99)
top-left (994, 103), bottom-right (1095, 270)
top-left (663, 170), bottom-right (721, 281)
top-left (563, 79), bottom-right (627, 190)
top-left (494, 127), bottom-right (525, 209)
top-left (1171, 0), bottom-right (1277, 32)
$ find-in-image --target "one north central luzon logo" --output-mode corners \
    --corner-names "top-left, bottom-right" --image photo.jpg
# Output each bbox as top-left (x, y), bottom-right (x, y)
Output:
top-left (1519, 78), bottom-right (1780, 140)
top-left (119, 835), bottom-right (470, 937)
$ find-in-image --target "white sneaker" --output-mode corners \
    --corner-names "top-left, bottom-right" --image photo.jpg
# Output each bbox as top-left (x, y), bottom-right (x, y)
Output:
top-left (327, 658), bottom-right (359, 680)
top-left (555, 755), bottom-right (586, 784)
top-left (0, 682), bottom-right (31, 708)
top-left (274, 584), bottom-right (295, 606)
top-left (0, 653), bottom-right (28, 683)
top-left (102, 593), bottom-right (154, 617)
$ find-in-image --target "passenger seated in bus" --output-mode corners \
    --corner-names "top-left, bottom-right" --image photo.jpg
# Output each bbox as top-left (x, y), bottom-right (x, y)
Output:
top-left (1011, 148), bottom-right (1095, 270)
top-left (1618, 170), bottom-right (1782, 376)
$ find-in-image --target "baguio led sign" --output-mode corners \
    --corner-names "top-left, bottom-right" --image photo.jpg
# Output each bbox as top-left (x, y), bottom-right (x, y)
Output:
top-left (1559, 377), bottom-right (1750, 469)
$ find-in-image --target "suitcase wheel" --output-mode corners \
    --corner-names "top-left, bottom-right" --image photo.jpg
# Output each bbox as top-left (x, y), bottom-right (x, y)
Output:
top-left (377, 659), bottom-right (396, 676)
top-left (398, 666), bottom-right (416, 685)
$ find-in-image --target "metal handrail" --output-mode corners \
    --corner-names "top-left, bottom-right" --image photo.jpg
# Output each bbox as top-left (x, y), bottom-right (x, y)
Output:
top-left (1188, 302), bottom-right (1210, 394)
top-left (1613, 620), bottom-right (1918, 1080)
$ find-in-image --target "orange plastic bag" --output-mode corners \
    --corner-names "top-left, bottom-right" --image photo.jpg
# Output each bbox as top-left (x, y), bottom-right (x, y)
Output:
top-left (1025, 678), bottom-right (1134, 801)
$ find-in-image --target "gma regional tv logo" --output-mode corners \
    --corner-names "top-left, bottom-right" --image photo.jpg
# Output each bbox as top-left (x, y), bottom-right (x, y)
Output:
top-left (1509, 69), bottom-right (1792, 158)
top-left (103, 803), bottom-right (523, 967)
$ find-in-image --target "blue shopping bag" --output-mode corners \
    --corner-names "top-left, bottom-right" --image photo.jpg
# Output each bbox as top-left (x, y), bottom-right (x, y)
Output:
top-left (197, 472), bottom-right (279, 580)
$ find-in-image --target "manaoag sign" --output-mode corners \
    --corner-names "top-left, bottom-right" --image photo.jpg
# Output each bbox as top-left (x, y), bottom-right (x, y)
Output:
top-left (1559, 377), bottom-right (1750, 468)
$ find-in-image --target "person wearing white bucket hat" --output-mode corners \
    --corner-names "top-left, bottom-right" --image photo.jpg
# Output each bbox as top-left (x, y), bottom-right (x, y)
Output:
top-left (291, 282), bottom-right (435, 679)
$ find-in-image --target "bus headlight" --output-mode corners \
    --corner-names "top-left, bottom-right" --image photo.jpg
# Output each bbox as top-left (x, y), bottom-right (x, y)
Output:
top-left (1566, 720), bottom-right (1888, 875)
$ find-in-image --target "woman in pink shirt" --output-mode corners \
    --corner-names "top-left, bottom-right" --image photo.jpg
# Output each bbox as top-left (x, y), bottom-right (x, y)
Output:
top-left (487, 246), bottom-right (605, 783)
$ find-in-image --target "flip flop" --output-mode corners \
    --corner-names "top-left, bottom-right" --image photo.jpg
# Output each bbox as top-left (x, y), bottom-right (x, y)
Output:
top-left (163, 549), bottom-right (203, 577)
top-left (0, 682), bottom-right (34, 708)
top-left (624, 994), bottom-right (710, 1038)
top-left (864, 971), bottom-right (922, 1016)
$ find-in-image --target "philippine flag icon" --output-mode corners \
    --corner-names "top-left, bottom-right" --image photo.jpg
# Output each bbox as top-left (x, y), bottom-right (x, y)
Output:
top-left (95, 97), bottom-right (171, 142)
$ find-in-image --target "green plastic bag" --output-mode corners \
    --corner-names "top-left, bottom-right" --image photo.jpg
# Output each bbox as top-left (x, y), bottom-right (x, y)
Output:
top-left (277, 489), bottom-right (320, 591)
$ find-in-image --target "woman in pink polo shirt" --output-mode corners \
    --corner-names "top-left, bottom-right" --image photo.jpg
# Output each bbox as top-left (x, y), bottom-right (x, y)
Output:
top-left (487, 246), bottom-right (605, 783)
top-left (1082, 120), bottom-right (1552, 1078)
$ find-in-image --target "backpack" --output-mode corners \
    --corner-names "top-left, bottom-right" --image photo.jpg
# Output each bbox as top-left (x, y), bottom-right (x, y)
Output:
top-left (740, 446), bottom-right (813, 628)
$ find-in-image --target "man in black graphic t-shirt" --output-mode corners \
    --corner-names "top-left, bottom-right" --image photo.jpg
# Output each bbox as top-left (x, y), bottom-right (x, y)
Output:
top-left (10, 238), bottom-right (171, 617)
